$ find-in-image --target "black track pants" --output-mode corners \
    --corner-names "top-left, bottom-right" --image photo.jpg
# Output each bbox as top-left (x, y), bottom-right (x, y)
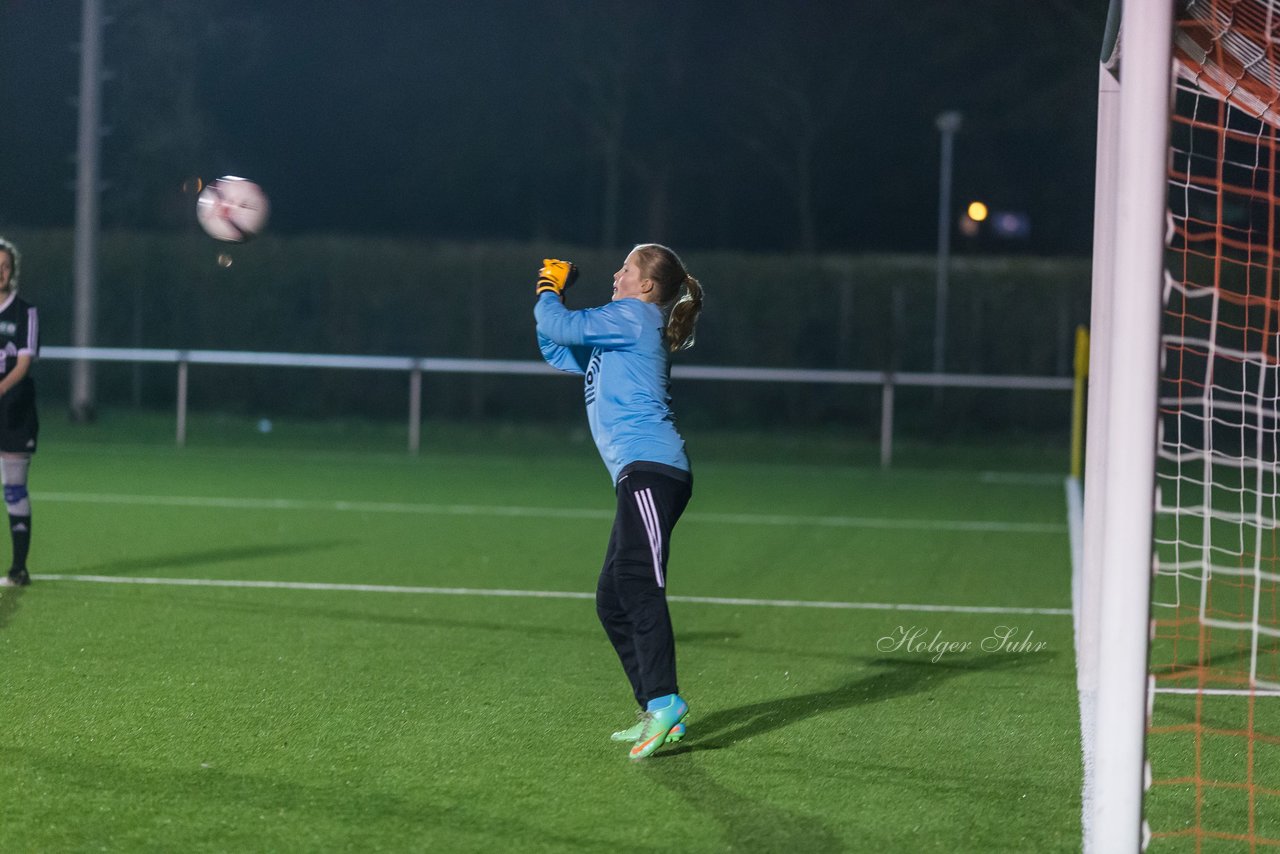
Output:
top-left (595, 467), bottom-right (692, 708)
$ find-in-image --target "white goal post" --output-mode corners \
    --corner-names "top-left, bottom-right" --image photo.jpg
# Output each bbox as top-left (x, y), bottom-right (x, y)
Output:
top-left (1082, 1), bottom-right (1280, 850)
top-left (1081, 1), bottom-right (1173, 849)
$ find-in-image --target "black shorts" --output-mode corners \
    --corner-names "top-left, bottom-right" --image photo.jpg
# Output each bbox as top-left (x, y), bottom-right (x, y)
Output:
top-left (0, 380), bottom-right (38, 454)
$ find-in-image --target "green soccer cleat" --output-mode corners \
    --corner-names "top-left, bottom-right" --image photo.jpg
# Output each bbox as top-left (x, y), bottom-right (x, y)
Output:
top-left (611, 713), bottom-right (687, 744)
top-left (629, 695), bottom-right (689, 761)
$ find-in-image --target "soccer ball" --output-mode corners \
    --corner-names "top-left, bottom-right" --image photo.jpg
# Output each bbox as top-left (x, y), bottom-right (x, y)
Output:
top-left (196, 176), bottom-right (270, 242)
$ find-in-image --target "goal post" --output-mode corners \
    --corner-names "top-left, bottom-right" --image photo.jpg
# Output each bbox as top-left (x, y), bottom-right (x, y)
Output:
top-left (1082, 1), bottom-right (1280, 849)
top-left (1077, 20), bottom-right (1123, 850)
top-left (1083, 1), bottom-right (1174, 850)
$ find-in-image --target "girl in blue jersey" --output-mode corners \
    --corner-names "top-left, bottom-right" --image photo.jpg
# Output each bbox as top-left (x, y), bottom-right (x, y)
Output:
top-left (534, 244), bottom-right (704, 760)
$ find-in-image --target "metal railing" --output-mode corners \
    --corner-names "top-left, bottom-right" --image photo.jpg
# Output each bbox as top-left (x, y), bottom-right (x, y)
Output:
top-left (41, 346), bottom-right (1074, 466)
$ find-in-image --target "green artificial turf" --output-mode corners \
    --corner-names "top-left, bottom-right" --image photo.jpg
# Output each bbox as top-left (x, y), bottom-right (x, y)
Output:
top-left (0, 412), bottom-right (1081, 852)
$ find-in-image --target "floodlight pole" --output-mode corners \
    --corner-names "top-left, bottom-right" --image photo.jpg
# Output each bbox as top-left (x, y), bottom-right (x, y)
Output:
top-left (934, 111), bottom-right (963, 376)
top-left (71, 0), bottom-right (104, 422)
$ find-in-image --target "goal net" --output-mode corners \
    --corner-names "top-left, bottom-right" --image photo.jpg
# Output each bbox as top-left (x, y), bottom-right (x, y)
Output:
top-left (1147, 0), bottom-right (1280, 847)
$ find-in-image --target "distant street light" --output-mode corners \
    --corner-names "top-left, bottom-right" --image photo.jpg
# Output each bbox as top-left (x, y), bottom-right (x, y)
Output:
top-left (934, 110), bottom-right (963, 376)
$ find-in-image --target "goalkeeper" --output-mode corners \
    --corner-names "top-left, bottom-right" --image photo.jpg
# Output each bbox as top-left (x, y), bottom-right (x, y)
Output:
top-left (533, 244), bottom-right (704, 761)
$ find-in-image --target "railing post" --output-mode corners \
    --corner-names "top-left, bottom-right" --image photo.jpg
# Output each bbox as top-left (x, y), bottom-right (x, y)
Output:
top-left (880, 375), bottom-right (895, 469)
top-left (176, 358), bottom-right (188, 447)
top-left (408, 366), bottom-right (422, 454)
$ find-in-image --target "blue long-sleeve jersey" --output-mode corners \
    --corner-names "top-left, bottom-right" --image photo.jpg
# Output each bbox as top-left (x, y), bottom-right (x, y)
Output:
top-left (535, 292), bottom-right (689, 484)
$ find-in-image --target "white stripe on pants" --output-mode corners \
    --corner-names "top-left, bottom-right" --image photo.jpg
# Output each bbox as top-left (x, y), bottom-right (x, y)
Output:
top-left (633, 487), bottom-right (665, 588)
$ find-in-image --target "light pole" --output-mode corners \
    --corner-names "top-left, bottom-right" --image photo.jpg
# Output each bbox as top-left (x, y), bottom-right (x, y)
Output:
top-left (71, 0), bottom-right (105, 422)
top-left (934, 110), bottom-right (963, 376)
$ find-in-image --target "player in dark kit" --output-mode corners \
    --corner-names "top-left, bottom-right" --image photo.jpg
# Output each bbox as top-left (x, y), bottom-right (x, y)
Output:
top-left (0, 239), bottom-right (39, 588)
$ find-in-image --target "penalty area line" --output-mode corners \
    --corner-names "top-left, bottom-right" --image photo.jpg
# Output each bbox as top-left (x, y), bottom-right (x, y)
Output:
top-left (34, 573), bottom-right (1071, 616)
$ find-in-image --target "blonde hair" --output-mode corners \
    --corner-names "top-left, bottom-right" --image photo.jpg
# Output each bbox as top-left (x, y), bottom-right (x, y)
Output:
top-left (631, 243), bottom-right (703, 352)
top-left (0, 237), bottom-right (18, 291)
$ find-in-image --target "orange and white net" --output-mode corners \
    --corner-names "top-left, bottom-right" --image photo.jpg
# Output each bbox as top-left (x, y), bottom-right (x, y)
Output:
top-left (1148, 1), bottom-right (1280, 847)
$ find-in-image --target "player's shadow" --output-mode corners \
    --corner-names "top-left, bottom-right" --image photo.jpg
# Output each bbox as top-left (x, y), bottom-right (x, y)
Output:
top-left (0, 585), bottom-right (23, 629)
top-left (663, 652), bottom-right (1056, 754)
top-left (72, 539), bottom-right (355, 576)
top-left (646, 757), bottom-right (845, 852)
top-left (9, 744), bottom-right (592, 851)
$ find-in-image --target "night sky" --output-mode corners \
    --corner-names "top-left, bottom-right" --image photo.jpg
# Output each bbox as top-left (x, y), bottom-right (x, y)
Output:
top-left (0, 1), bottom-right (1108, 255)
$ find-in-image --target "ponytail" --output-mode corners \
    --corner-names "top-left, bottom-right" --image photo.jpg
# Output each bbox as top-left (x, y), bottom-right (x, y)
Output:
top-left (630, 243), bottom-right (704, 353)
top-left (665, 274), bottom-right (703, 353)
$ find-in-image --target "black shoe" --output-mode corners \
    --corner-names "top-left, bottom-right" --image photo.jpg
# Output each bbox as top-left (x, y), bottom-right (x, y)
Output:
top-left (0, 567), bottom-right (30, 587)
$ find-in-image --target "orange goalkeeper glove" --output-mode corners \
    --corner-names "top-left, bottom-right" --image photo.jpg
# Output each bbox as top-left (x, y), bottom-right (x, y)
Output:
top-left (536, 258), bottom-right (578, 299)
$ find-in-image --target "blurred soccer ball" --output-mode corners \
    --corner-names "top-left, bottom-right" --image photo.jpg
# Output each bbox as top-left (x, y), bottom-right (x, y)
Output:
top-left (196, 176), bottom-right (270, 242)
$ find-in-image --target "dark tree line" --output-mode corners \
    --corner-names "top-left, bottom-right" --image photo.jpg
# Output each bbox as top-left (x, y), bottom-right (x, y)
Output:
top-left (0, 0), bottom-right (1108, 255)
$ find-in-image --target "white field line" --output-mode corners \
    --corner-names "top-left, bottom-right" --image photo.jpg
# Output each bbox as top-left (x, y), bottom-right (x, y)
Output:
top-left (36, 491), bottom-right (1066, 534)
top-left (1151, 687), bottom-right (1280, 697)
top-left (32, 573), bottom-right (1073, 616)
